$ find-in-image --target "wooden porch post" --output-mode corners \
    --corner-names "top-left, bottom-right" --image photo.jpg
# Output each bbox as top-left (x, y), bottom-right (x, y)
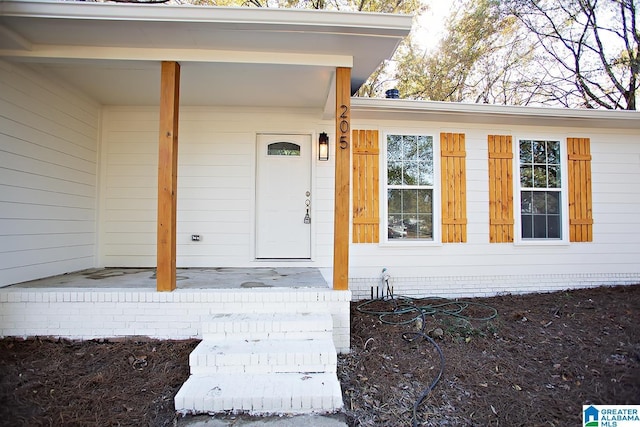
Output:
top-left (157, 61), bottom-right (180, 292)
top-left (333, 67), bottom-right (351, 290)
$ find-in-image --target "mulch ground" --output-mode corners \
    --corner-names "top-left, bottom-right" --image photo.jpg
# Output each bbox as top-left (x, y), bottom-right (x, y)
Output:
top-left (1, 284), bottom-right (638, 426)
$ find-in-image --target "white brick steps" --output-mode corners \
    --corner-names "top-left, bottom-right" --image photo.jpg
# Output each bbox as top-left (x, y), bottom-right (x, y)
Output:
top-left (174, 372), bottom-right (343, 414)
top-left (202, 312), bottom-right (333, 341)
top-left (189, 338), bottom-right (337, 374)
top-left (175, 312), bottom-right (343, 415)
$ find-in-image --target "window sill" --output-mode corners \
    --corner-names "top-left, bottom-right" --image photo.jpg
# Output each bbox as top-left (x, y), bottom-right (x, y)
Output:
top-left (514, 239), bottom-right (570, 247)
top-left (379, 239), bottom-right (442, 248)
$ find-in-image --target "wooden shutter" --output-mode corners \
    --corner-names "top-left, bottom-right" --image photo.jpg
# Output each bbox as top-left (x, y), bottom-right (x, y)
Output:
top-left (352, 130), bottom-right (379, 243)
top-left (488, 135), bottom-right (514, 243)
top-left (440, 132), bottom-right (467, 243)
top-left (567, 137), bottom-right (593, 242)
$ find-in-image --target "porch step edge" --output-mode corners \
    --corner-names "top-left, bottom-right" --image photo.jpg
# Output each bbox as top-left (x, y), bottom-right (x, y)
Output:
top-left (201, 312), bottom-right (333, 341)
top-left (189, 338), bottom-right (337, 374)
top-left (174, 372), bottom-right (343, 415)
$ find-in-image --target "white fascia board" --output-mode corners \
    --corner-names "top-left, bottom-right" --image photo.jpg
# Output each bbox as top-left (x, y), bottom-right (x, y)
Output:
top-left (351, 98), bottom-right (640, 130)
top-left (0, 1), bottom-right (413, 37)
top-left (0, 45), bottom-right (353, 67)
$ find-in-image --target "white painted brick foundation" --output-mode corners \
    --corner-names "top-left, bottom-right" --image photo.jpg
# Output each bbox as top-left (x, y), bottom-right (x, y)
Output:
top-left (0, 288), bottom-right (352, 353)
top-left (350, 273), bottom-right (640, 301)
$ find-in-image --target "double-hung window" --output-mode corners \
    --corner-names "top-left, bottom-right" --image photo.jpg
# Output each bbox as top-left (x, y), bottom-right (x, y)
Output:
top-left (386, 134), bottom-right (434, 241)
top-left (518, 139), bottom-right (563, 240)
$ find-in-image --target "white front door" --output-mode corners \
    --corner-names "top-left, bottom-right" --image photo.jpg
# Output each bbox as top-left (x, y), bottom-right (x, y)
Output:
top-left (256, 134), bottom-right (312, 259)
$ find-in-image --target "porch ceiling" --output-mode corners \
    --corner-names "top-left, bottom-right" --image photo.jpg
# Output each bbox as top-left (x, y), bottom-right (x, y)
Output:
top-left (0, 1), bottom-right (413, 108)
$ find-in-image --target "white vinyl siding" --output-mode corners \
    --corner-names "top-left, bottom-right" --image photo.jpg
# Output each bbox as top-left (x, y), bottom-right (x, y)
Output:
top-left (348, 119), bottom-right (640, 298)
top-left (100, 106), bottom-right (334, 268)
top-left (0, 61), bottom-right (100, 287)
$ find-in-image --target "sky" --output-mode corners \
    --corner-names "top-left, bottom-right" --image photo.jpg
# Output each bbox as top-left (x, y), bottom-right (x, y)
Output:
top-left (413, 1), bottom-right (453, 52)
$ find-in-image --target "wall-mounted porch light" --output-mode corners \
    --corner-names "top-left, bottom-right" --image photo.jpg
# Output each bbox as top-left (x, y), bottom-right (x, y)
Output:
top-left (318, 132), bottom-right (329, 161)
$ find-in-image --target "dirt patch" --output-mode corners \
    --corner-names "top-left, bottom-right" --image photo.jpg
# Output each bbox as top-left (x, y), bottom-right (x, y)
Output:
top-left (340, 284), bottom-right (640, 426)
top-left (1, 285), bottom-right (638, 426)
top-left (0, 339), bottom-right (198, 426)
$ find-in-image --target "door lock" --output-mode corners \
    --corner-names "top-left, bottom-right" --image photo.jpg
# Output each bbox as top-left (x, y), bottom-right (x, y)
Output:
top-left (304, 199), bottom-right (311, 224)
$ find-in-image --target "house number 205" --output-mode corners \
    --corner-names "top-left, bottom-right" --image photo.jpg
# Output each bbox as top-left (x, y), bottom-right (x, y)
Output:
top-left (339, 104), bottom-right (349, 149)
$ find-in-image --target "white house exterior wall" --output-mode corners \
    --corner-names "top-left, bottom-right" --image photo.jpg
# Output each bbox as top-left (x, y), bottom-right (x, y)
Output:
top-left (99, 108), bottom-right (640, 298)
top-left (100, 106), bottom-right (335, 269)
top-left (348, 118), bottom-right (640, 299)
top-left (4, 59), bottom-right (637, 298)
top-left (0, 61), bottom-right (101, 287)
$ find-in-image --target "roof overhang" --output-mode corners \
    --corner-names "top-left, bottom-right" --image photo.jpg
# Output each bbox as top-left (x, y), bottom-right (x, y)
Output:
top-left (0, 0), bottom-right (413, 107)
top-left (352, 98), bottom-right (640, 130)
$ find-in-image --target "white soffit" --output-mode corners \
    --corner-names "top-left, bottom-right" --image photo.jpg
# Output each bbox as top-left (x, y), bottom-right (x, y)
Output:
top-left (0, 1), bottom-right (412, 107)
top-left (352, 98), bottom-right (640, 130)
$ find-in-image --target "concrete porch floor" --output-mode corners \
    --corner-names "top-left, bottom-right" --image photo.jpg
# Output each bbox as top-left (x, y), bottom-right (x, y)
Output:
top-left (7, 267), bottom-right (330, 290)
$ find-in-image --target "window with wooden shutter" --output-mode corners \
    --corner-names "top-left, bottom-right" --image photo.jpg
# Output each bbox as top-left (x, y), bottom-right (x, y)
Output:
top-left (488, 135), bottom-right (514, 243)
top-left (352, 129), bottom-right (379, 243)
top-left (441, 133), bottom-right (467, 243)
top-left (386, 133), bottom-right (434, 241)
top-left (567, 137), bottom-right (593, 242)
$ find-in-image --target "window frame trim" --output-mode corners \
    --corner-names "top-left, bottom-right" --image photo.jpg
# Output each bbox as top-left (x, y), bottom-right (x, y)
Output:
top-left (380, 129), bottom-right (442, 246)
top-left (513, 134), bottom-right (571, 246)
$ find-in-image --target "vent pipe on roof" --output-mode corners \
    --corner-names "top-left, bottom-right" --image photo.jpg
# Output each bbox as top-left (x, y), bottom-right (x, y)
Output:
top-left (385, 88), bottom-right (400, 99)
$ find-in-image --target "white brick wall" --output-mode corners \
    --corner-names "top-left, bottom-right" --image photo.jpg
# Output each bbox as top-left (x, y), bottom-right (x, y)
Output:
top-left (350, 272), bottom-right (640, 300)
top-left (0, 289), bottom-right (352, 353)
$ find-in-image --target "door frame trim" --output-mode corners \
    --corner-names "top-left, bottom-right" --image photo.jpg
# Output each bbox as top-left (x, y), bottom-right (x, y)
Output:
top-left (253, 132), bottom-right (317, 261)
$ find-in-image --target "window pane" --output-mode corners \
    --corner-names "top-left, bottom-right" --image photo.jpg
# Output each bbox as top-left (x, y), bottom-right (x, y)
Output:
top-left (548, 215), bottom-right (561, 238)
top-left (417, 189), bottom-right (433, 213)
top-left (533, 215), bottom-right (547, 238)
top-left (402, 135), bottom-right (417, 160)
top-left (267, 142), bottom-right (300, 156)
top-left (547, 192), bottom-right (560, 214)
top-left (388, 189), bottom-right (402, 214)
top-left (419, 165), bottom-right (433, 186)
top-left (388, 161), bottom-right (402, 185)
top-left (532, 191), bottom-right (547, 213)
top-left (520, 140), bottom-right (532, 164)
top-left (387, 135), bottom-right (402, 162)
top-left (548, 165), bottom-right (561, 188)
top-left (403, 161), bottom-right (419, 185)
top-left (418, 136), bottom-right (433, 161)
top-left (521, 215), bottom-right (533, 238)
top-left (547, 141), bottom-right (561, 164)
top-left (521, 192), bottom-right (532, 214)
top-left (533, 165), bottom-right (547, 188)
top-left (417, 213), bottom-right (433, 239)
top-left (388, 189), bottom-right (405, 239)
top-left (403, 214), bottom-right (419, 238)
top-left (387, 221), bottom-right (406, 239)
top-left (520, 166), bottom-right (533, 188)
top-left (533, 140), bottom-right (546, 163)
top-left (402, 189), bottom-right (417, 213)
top-left (418, 136), bottom-right (434, 185)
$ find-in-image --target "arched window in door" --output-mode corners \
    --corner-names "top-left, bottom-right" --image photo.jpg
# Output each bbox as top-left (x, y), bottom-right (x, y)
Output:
top-left (267, 142), bottom-right (301, 156)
